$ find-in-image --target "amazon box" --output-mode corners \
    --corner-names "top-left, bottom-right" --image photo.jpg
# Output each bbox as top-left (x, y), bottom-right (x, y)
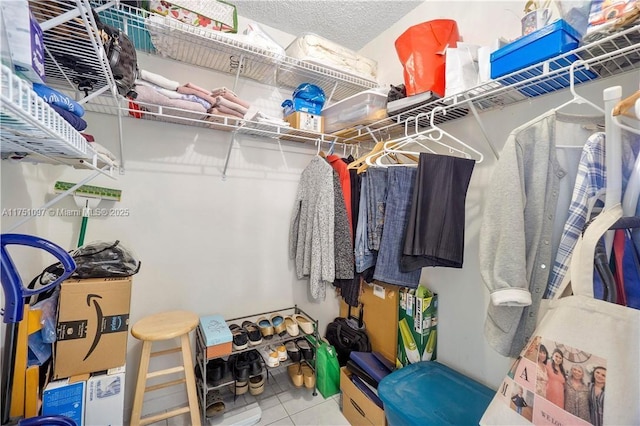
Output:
top-left (54, 277), bottom-right (132, 379)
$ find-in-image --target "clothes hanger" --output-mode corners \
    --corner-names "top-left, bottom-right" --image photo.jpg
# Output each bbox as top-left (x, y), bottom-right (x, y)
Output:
top-left (316, 139), bottom-right (326, 158)
top-left (347, 141), bottom-right (384, 170)
top-left (420, 106), bottom-right (485, 163)
top-left (373, 136), bottom-right (435, 167)
top-left (554, 60), bottom-right (605, 114)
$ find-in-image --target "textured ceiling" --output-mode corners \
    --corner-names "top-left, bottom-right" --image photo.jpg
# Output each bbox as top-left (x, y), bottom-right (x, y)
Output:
top-left (234, 1), bottom-right (423, 50)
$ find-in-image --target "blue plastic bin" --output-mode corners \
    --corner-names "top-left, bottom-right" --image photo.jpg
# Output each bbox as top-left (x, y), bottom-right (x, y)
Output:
top-left (490, 19), bottom-right (596, 97)
top-left (378, 362), bottom-right (494, 426)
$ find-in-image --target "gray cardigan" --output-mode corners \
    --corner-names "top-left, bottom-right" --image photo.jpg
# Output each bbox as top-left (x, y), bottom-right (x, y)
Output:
top-left (480, 111), bottom-right (566, 358)
top-left (290, 156), bottom-right (335, 300)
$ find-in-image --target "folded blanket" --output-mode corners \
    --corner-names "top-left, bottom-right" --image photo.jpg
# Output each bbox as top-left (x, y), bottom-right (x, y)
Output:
top-left (134, 85), bottom-right (207, 123)
top-left (218, 90), bottom-right (250, 109)
top-left (139, 69), bottom-right (180, 91)
top-left (216, 96), bottom-right (248, 115)
top-left (184, 82), bottom-right (210, 94)
top-left (207, 108), bottom-right (243, 131)
top-left (181, 94), bottom-right (212, 110)
top-left (51, 104), bottom-right (87, 131)
top-left (33, 83), bottom-right (85, 117)
top-left (213, 103), bottom-right (245, 118)
top-left (89, 141), bottom-right (119, 163)
top-left (176, 85), bottom-right (218, 106)
top-left (137, 80), bottom-right (212, 109)
top-left (249, 111), bottom-right (289, 126)
top-left (136, 79), bottom-right (182, 99)
top-left (210, 86), bottom-right (237, 97)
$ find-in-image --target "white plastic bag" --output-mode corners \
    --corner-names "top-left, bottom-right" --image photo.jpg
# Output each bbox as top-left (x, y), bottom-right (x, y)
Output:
top-left (445, 42), bottom-right (480, 97)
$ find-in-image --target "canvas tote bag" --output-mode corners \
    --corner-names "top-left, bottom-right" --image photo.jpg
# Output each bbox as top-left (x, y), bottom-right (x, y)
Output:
top-left (480, 204), bottom-right (640, 425)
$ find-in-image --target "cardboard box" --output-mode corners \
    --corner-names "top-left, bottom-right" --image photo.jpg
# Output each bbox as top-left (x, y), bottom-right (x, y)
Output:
top-left (0, 0), bottom-right (45, 83)
top-left (284, 111), bottom-right (324, 133)
top-left (340, 367), bottom-right (386, 426)
top-left (85, 368), bottom-right (125, 426)
top-left (397, 287), bottom-right (437, 367)
top-left (199, 314), bottom-right (233, 358)
top-left (54, 277), bottom-right (132, 379)
top-left (42, 379), bottom-right (85, 426)
top-left (340, 282), bottom-right (398, 364)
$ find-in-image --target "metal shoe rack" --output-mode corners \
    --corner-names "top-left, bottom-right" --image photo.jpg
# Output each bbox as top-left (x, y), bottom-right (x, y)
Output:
top-left (194, 306), bottom-right (320, 422)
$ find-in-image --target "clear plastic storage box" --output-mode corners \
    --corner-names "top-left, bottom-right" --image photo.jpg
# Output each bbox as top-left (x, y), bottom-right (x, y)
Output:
top-left (322, 89), bottom-right (388, 134)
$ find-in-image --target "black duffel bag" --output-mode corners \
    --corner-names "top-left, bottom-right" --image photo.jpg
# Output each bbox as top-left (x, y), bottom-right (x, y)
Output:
top-left (325, 305), bottom-right (371, 366)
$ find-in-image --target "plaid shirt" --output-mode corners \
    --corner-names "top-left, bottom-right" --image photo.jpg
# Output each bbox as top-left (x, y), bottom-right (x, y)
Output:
top-left (546, 131), bottom-right (640, 297)
top-left (545, 133), bottom-right (606, 298)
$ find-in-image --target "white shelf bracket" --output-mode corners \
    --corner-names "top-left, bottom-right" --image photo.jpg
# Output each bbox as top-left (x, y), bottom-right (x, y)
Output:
top-left (222, 133), bottom-right (237, 181)
top-left (6, 168), bottom-right (110, 232)
top-left (463, 93), bottom-right (500, 160)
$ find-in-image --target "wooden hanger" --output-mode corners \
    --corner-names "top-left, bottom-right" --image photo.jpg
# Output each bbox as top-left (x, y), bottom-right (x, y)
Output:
top-left (613, 90), bottom-right (640, 118)
top-left (347, 141), bottom-right (384, 170)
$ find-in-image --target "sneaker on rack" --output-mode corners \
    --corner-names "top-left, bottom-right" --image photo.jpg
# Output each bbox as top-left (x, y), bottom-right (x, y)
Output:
top-left (276, 344), bottom-right (288, 362)
top-left (258, 346), bottom-right (280, 368)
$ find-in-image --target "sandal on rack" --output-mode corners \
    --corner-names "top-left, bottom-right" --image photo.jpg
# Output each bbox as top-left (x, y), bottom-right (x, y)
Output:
top-left (293, 314), bottom-right (314, 334)
top-left (284, 316), bottom-right (299, 337)
top-left (229, 324), bottom-right (249, 350)
top-left (257, 317), bottom-right (274, 340)
top-left (288, 362), bottom-right (304, 387)
top-left (270, 313), bottom-right (287, 336)
top-left (242, 321), bottom-right (263, 346)
top-left (301, 364), bottom-right (316, 389)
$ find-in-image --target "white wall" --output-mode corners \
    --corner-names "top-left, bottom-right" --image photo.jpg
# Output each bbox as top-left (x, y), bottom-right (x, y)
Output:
top-left (1, 0), bottom-right (638, 421)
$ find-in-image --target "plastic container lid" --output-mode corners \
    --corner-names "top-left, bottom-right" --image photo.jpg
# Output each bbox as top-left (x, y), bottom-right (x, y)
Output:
top-left (378, 361), bottom-right (494, 426)
top-left (490, 19), bottom-right (582, 62)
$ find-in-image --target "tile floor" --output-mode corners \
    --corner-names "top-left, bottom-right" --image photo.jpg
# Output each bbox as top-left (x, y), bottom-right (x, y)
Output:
top-left (151, 370), bottom-right (349, 426)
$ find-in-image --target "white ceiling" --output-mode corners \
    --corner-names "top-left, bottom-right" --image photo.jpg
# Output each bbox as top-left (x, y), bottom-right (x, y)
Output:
top-left (233, 1), bottom-right (423, 51)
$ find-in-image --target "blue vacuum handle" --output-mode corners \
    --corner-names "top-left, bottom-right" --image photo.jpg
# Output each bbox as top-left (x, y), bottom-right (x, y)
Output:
top-left (1, 234), bottom-right (76, 324)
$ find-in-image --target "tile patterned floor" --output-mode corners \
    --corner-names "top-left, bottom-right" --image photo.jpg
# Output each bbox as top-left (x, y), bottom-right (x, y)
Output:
top-left (149, 370), bottom-right (349, 426)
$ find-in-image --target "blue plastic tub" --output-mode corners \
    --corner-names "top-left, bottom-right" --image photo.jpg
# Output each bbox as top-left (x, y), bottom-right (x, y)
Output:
top-left (378, 362), bottom-right (494, 426)
top-left (490, 19), bottom-right (596, 97)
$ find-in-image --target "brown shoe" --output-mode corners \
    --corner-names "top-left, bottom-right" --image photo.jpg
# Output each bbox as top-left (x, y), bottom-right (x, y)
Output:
top-left (287, 362), bottom-right (304, 387)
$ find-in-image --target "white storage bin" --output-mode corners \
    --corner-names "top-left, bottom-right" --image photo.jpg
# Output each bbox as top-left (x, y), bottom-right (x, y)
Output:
top-left (322, 89), bottom-right (387, 133)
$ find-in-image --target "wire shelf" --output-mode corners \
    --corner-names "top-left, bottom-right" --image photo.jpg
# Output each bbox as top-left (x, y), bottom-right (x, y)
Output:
top-left (29, 0), bottom-right (119, 103)
top-left (28, 0), bottom-right (638, 152)
top-left (1, 64), bottom-right (92, 158)
top-left (339, 23), bottom-right (640, 142)
top-left (96, 2), bottom-right (379, 101)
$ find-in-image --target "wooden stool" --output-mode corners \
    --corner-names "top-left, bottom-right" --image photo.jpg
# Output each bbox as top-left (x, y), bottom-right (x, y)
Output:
top-left (129, 310), bottom-right (201, 426)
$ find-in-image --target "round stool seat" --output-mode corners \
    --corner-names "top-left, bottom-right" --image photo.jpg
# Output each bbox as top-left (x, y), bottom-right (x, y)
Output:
top-left (131, 310), bottom-right (199, 341)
